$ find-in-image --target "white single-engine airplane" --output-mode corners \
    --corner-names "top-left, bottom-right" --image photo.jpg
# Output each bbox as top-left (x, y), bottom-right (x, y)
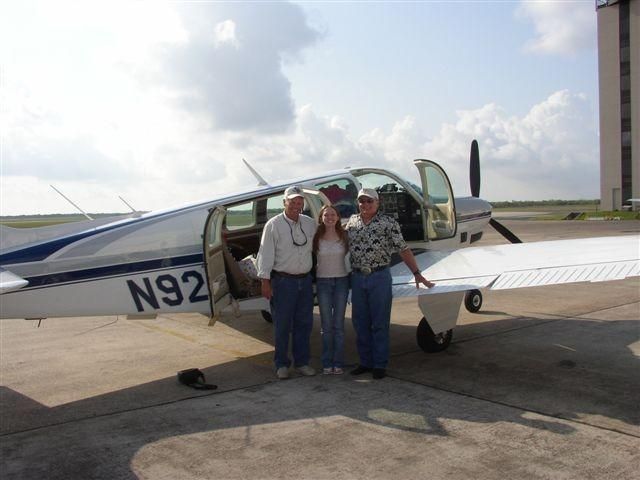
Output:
top-left (1, 141), bottom-right (638, 353)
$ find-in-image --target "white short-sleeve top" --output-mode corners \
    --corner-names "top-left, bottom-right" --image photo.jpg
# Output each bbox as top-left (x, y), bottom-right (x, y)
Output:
top-left (316, 239), bottom-right (348, 278)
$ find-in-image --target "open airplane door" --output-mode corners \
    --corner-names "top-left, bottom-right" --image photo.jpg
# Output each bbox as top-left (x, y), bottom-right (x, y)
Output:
top-left (414, 160), bottom-right (457, 241)
top-left (411, 160), bottom-right (459, 351)
top-left (203, 205), bottom-right (234, 326)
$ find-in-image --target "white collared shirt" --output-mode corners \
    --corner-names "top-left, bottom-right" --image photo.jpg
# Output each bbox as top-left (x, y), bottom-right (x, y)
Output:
top-left (257, 212), bottom-right (317, 279)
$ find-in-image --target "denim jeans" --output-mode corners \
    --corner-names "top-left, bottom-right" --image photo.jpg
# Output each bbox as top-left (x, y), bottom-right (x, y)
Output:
top-left (270, 273), bottom-right (314, 369)
top-left (350, 268), bottom-right (392, 369)
top-left (316, 276), bottom-right (349, 369)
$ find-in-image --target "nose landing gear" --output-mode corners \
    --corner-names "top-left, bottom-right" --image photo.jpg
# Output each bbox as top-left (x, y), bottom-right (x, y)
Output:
top-left (464, 289), bottom-right (483, 313)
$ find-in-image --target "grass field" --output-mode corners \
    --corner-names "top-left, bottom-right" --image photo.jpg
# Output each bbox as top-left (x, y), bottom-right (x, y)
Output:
top-left (491, 204), bottom-right (639, 220)
top-left (0, 218), bottom-right (84, 228)
top-left (0, 213), bottom-right (126, 228)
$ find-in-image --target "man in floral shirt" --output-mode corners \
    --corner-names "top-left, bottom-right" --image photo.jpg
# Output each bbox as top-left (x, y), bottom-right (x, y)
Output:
top-left (346, 188), bottom-right (434, 379)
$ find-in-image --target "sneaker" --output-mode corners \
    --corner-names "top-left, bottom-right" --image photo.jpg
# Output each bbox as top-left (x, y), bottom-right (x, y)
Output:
top-left (332, 367), bottom-right (344, 375)
top-left (296, 365), bottom-right (316, 376)
top-left (276, 367), bottom-right (289, 380)
top-left (372, 368), bottom-right (386, 379)
top-left (322, 368), bottom-right (333, 375)
top-left (350, 365), bottom-right (372, 375)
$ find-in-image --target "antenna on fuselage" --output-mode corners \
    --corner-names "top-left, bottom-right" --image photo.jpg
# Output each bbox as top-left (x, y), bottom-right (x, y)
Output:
top-left (242, 159), bottom-right (269, 187)
top-left (118, 196), bottom-right (137, 213)
top-left (50, 185), bottom-right (93, 220)
top-left (118, 196), bottom-right (143, 217)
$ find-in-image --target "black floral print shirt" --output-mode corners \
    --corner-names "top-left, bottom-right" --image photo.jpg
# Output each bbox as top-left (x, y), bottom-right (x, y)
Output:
top-left (346, 213), bottom-right (408, 268)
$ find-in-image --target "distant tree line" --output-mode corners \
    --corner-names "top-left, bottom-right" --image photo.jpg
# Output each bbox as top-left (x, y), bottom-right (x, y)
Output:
top-left (490, 199), bottom-right (599, 208)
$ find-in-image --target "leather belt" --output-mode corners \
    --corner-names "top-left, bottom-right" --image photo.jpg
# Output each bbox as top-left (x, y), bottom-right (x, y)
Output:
top-left (272, 270), bottom-right (310, 279)
top-left (352, 265), bottom-right (388, 275)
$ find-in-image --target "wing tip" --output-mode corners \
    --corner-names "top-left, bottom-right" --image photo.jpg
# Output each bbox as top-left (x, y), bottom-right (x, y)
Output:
top-left (0, 268), bottom-right (28, 294)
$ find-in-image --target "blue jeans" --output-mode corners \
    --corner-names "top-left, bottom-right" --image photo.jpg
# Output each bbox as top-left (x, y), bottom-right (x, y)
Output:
top-left (350, 268), bottom-right (392, 369)
top-left (316, 276), bottom-right (349, 369)
top-left (270, 273), bottom-right (314, 369)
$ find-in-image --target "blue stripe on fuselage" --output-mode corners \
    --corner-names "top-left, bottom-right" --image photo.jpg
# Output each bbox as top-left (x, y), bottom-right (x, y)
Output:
top-left (0, 231), bottom-right (114, 265)
top-left (15, 254), bottom-right (204, 291)
top-left (456, 211), bottom-right (491, 223)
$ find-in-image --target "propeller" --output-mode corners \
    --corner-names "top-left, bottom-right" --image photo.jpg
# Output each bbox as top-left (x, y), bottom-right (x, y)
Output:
top-left (469, 140), bottom-right (522, 244)
top-left (470, 140), bottom-right (480, 198)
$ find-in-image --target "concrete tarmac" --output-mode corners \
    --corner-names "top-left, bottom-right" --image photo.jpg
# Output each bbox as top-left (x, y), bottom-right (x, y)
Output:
top-left (1, 220), bottom-right (639, 479)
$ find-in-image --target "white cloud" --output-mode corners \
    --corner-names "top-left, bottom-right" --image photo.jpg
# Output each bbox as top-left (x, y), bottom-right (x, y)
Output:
top-left (213, 20), bottom-right (240, 49)
top-left (151, 3), bottom-right (321, 133)
top-left (517, 1), bottom-right (596, 55)
top-left (0, 90), bottom-right (598, 215)
top-left (0, 2), bottom-right (599, 216)
top-left (423, 90), bottom-right (599, 200)
top-left (0, 2), bottom-right (321, 215)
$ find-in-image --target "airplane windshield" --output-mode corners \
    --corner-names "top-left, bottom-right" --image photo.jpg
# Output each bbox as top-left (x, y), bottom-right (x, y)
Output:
top-left (406, 181), bottom-right (422, 196)
top-left (353, 171), bottom-right (424, 241)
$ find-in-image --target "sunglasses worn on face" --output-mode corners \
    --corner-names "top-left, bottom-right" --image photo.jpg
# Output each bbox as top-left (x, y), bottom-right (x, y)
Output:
top-left (358, 198), bottom-right (375, 204)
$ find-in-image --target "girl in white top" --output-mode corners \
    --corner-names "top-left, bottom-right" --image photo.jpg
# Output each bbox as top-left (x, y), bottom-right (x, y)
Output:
top-left (313, 205), bottom-right (350, 375)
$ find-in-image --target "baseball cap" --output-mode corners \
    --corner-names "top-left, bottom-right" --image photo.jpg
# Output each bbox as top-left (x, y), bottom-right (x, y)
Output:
top-left (284, 185), bottom-right (305, 200)
top-left (357, 188), bottom-right (378, 200)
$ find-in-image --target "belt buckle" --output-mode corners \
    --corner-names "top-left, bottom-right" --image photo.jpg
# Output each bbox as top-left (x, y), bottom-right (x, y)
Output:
top-left (361, 266), bottom-right (372, 275)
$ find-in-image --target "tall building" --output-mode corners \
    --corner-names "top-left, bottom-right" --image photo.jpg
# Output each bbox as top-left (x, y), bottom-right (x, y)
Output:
top-left (597, 0), bottom-right (639, 210)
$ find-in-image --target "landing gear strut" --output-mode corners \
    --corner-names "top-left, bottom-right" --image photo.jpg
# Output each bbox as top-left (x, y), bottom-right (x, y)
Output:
top-left (416, 317), bottom-right (452, 353)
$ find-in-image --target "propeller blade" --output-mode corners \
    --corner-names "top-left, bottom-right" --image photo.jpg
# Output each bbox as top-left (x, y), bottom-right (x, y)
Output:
top-left (470, 139), bottom-right (480, 197)
top-left (489, 218), bottom-right (522, 244)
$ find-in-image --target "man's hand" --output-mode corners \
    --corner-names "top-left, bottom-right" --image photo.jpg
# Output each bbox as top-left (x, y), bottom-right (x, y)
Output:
top-left (261, 279), bottom-right (272, 299)
top-left (414, 273), bottom-right (435, 289)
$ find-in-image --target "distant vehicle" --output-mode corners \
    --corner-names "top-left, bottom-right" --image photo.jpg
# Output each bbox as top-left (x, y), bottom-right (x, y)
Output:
top-left (624, 199), bottom-right (640, 211)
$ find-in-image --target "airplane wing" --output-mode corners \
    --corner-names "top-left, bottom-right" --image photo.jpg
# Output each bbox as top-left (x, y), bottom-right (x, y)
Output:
top-left (0, 268), bottom-right (29, 294)
top-left (391, 235), bottom-right (640, 298)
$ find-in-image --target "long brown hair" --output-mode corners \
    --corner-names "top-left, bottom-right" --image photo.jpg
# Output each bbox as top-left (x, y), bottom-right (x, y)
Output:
top-left (313, 205), bottom-right (348, 253)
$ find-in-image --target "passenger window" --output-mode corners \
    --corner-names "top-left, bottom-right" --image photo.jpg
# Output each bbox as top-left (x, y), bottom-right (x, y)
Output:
top-left (266, 196), bottom-right (283, 220)
top-left (265, 192), bottom-right (313, 218)
top-left (225, 201), bottom-right (256, 231)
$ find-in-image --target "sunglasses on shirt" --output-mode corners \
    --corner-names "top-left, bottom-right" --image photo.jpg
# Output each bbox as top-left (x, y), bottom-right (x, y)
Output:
top-left (286, 221), bottom-right (308, 246)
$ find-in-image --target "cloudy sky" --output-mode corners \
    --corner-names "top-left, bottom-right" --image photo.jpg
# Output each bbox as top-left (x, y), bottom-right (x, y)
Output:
top-left (0, 1), bottom-right (600, 216)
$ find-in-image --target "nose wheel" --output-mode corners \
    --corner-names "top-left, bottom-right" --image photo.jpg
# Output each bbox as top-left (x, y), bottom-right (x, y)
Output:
top-left (464, 289), bottom-right (482, 313)
top-left (416, 317), bottom-right (452, 352)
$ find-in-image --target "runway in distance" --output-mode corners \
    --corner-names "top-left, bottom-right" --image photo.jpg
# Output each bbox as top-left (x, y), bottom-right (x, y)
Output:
top-left (1, 141), bottom-right (638, 352)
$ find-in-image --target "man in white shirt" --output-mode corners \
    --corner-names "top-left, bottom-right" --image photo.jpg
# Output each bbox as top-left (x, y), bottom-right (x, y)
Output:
top-left (257, 186), bottom-right (317, 379)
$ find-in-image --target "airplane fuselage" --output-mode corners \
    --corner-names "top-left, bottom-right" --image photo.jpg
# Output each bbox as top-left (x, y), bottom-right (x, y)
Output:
top-left (0, 162), bottom-right (491, 320)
